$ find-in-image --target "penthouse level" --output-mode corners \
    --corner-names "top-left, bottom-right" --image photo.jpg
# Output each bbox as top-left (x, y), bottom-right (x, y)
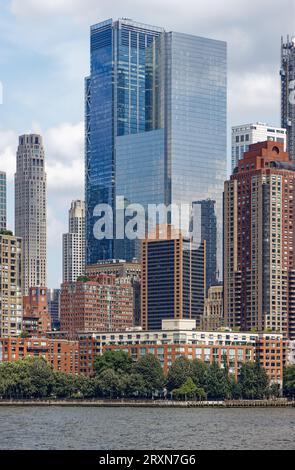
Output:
top-left (78, 320), bottom-right (285, 385)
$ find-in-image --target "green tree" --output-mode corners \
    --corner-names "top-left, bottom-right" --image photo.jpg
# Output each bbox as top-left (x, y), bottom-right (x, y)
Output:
top-left (123, 373), bottom-right (147, 398)
top-left (191, 359), bottom-right (209, 389)
top-left (239, 362), bottom-right (269, 399)
top-left (134, 354), bottom-right (165, 396)
top-left (173, 377), bottom-right (206, 400)
top-left (283, 365), bottom-right (295, 398)
top-left (166, 357), bottom-right (192, 392)
top-left (94, 350), bottom-right (132, 376)
top-left (205, 362), bottom-right (232, 400)
top-left (97, 369), bottom-right (124, 398)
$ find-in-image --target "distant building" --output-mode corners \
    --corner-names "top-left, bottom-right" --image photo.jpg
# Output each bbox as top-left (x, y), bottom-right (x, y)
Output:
top-left (224, 141), bottom-right (295, 338)
top-left (0, 171), bottom-right (6, 231)
top-left (201, 285), bottom-right (223, 331)
top-left (23, 287), bottom-right (51, 337)
top-left (47, 288), bottom-right (60, 330)
top-left (63, 200), bottom-right (85, 283)
top-left (231, 122), bottom-right (287, 171)
top-left (86, 260), bottom-right (141, 326)
top-left (0, 232), bottom-right (22, 337)
top-left (281, 36), bottom-right (295, 161)
top-left (141, 225), bottom-right (206, 330)
top-left (193, 200), bottom-right (217, 290)
top-left (15, 134), bottom-right (47, 295)
top-left (60, 275), bottom-right (134, 339)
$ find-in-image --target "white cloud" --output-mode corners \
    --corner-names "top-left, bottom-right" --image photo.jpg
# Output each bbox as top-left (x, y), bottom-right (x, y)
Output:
top-left (11, 0), bottom-right (84, 17)
top-left (45, 121), bottom-right (84, 162)
top-left (229, 71), bottom-right (281, 125)
top-left (0, 129), bottom-right (18, 181)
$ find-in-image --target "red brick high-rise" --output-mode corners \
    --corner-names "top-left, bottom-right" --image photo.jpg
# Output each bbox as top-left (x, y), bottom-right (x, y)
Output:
top-left (60, 275), bottom-right (134, 339)
top-left (224, 141), bottom-right (295, 338)
top-left (23, 287), bottom-right (51, 337)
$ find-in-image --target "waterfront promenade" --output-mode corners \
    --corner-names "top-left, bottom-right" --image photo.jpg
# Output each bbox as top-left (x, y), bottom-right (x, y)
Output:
top-left (0, 399), bottom-right (294, 408)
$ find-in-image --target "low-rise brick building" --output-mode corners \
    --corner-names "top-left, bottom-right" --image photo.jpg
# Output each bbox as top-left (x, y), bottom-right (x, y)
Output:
top-left (0, 337), bottom-right (79, 375)
top-left (77, 319), bottom-right (285, 386)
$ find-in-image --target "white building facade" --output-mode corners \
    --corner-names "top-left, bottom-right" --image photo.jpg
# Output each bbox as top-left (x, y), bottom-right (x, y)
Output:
top-left (231, 122), bottom-right (287, 171)
top-left (63, 200), bottom-right (85, 283)
top-left (15, 134), bottom-right (47, 295)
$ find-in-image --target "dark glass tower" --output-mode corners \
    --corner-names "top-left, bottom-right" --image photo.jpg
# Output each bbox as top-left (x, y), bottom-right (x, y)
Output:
top-left (193, 199), bottom-right (217, 291)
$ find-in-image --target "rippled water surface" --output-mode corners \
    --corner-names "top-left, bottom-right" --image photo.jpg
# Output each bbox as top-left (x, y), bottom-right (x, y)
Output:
top-left (0, 407), bottom-right (294, 450)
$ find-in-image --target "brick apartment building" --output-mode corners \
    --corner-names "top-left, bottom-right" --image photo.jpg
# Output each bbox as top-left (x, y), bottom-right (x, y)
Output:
top-left (0, 337), bottom-right (79, 375)
top-left (60, 275), bottom-right (134, 339)
top-left (23, 287), bottom-right (51, 337)
top-left (224, 141), bottom-right (295, 338)
top-left (78, 320), bottom-right (285, 386)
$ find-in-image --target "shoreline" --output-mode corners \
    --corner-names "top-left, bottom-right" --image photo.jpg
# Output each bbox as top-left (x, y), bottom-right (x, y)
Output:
top-left (0, 399), bottom-right (294, 408)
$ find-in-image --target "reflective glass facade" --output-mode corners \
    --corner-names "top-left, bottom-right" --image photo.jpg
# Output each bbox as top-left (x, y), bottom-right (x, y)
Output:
top-left (115, 129), bottom-right (165, 259)
top-left (86, 20), bottom-right (227, 274)
top-left (161, 33), bottom-right (227, 278)
top-left (86, 19), bottom-right (163, 264)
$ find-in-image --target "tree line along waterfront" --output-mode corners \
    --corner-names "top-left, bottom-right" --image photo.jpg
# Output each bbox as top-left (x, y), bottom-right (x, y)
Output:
top-left (0, 351), bottom-right (295, 401)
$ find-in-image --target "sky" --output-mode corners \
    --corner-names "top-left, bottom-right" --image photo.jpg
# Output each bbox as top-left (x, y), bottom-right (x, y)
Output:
top-left (0, 0), bottom-right (294, 288)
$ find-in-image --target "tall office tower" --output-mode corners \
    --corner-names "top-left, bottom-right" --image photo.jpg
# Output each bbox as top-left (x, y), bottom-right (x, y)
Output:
top-left (0, 171), bottom-right (6, 231)
top-left (193, 200), bottom-right (217, 291)
top-left (47, 288), bottom-right (61, 329)
top-left (0, 232), bottom-right (22, 337)
top-left (281, 36), bottom-right (295, 161)
top-left (15, 134), bottom-right (47, 295)
top-left (224, 141), bottom-right (295, 338)
top-left (141, 225), bottom-right (206, 330)
top-left (231, 123), bottom-right (287, 171)
top-left (86, 19), bottom-right (227, 274)
top-left (63, 200), bottom-right (85, 283)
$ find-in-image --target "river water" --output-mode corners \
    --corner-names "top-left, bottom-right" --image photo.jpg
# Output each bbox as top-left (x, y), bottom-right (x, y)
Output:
top-left (0, 406), bottom-right (294, 450)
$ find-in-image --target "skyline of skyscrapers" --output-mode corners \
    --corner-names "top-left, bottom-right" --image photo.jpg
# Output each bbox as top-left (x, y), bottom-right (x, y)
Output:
top-left (62, 200), bottom-right (85, 283)
top-left (0, 20), bottom-right (294, 346)
top-left (281, 36), bottom-right (295, 161)
top-left (15, 134), bottom-right (47, 295)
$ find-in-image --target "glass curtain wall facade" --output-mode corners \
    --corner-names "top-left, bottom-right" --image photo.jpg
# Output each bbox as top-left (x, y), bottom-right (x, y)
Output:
top-left (149, 32), bottom-right (227, 278)
top-left (86, 19), bottom-right (164, 264)
top-left (86, 20), bottom-right (227, 276)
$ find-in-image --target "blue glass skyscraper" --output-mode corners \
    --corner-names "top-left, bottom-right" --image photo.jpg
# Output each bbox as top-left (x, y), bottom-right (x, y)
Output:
top-left (86, 19), bottom-right (227, 276)
top-left (86, 19), bottom-right (164, 264)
